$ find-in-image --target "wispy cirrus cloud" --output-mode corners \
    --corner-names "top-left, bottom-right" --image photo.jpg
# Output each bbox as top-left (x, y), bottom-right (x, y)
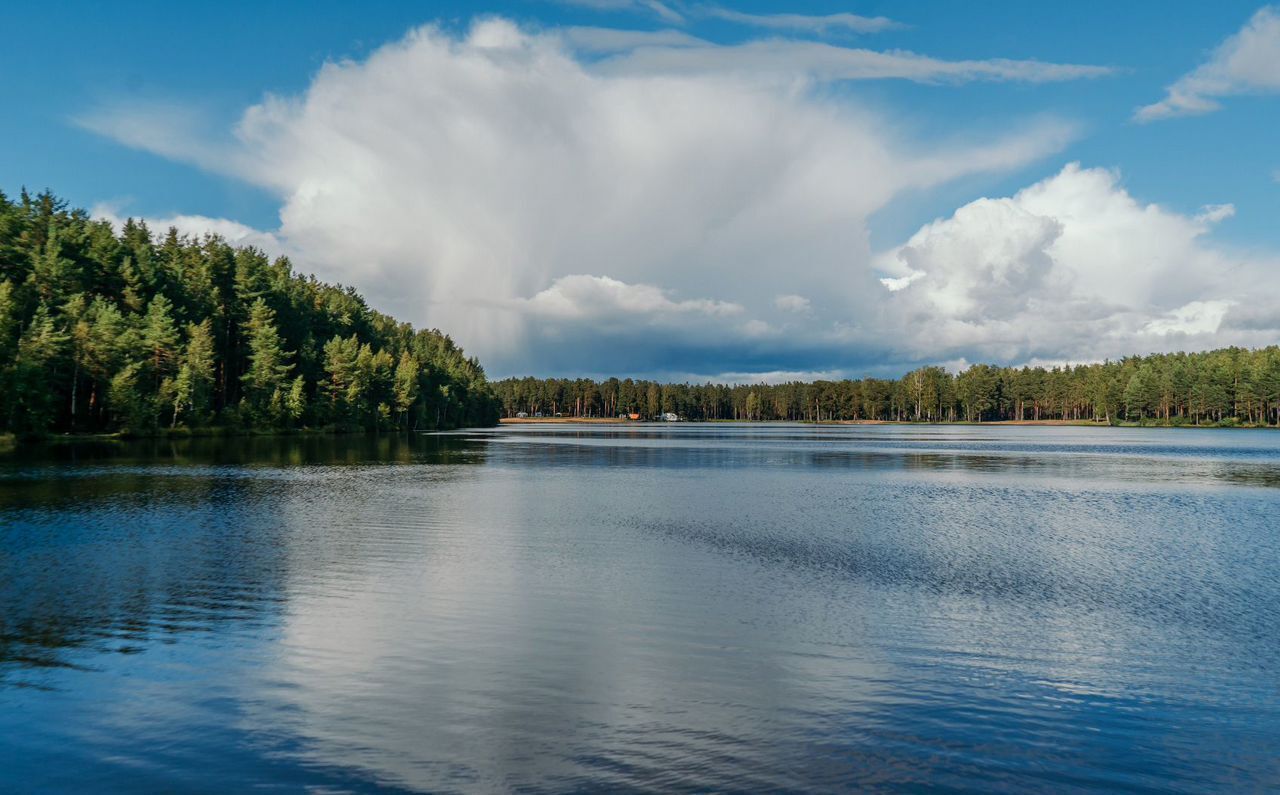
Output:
top-left (557, 1), bottom-right (900, 36)
top-left (75, 101), bottom-right (242, 174)
top-left (700, 7), bottom-right (901, 35)
top-left (556, 0), bottom-right (685, 25)
top-left (550, 2), bottom-right (1106, 84)
top-left (560, 26), bottom-right (704, 53)
top-left (591, 38), bottom-right (1113, 84)
top-left (1136, 5), bottom-right (1280, 121)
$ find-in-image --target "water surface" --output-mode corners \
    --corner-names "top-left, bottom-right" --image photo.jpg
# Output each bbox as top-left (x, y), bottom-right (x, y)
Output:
top-left (2, 425), bottom-right (1278, 792)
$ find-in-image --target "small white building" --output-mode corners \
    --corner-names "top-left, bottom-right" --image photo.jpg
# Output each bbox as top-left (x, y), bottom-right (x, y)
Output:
top-left (662, 412), bottom-right (679, 422)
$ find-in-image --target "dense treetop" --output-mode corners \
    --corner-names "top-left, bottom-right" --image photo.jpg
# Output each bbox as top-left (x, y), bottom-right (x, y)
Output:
top-left (0, 189), bottom-right (499, 436)
top-left (496, 346), bottom-right (1280, 426)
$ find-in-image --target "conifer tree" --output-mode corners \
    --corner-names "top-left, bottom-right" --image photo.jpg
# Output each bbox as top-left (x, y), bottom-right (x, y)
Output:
top-left (393, 351), bottom-right (419, 429)
top-left (30, 228), bottom-right (80, 303)
top-left (0, 281), bottom-right (19, 421)
top-left (11, 305), bottom-right (67, 432)
top-left (241, 298), bottom-right (294, 425)
top-left (141, 294), bottom-right (181, 386)
top-left (284, 375), bottom-right (306, 424)
top-left (173, 320), bottom-right (216, 426)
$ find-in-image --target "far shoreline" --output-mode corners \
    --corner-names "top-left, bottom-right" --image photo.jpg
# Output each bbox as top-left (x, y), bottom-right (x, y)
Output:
top-left (501, 417), bottom-right (1098, 426)
top-left (499, 417), bottom-right (1272, 429)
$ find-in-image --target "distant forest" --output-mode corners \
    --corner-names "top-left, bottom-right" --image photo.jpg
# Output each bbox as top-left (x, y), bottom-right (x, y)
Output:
top-left (0, 189), bottom-right (500, 437)
top-left (496, 346), bottom-right (1280, 426)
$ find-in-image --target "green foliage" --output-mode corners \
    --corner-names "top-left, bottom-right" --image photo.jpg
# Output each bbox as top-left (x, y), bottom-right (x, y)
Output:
top-left (495, 347), bottom-right (1280, 426)
top-left (173, 319), bottom-right (216, 427)
top-left (10, 305), bottom-right (67, 432)
top-left (0, 188), bottom-right (500, 436)
top-left (108, 362), bottom-right (149, 432)
top-left (240, 299), bottom-right (293, 426)
top-left (285, 375), bottom-right (307, 423)
top-left (393, 351), bottom-right (419, 429)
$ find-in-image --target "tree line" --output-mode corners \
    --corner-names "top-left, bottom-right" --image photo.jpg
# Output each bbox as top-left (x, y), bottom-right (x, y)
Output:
top-left (0, 189), bottom-right (500, 437)
top-left (496, 346), bottom-right (1280, 426)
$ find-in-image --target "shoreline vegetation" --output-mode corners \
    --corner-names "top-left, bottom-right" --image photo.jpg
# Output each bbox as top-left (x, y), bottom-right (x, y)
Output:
top-left (500, 417), bottom-right (1277, 429)
top-left (6, 426), bottom-right (415, 444)
top-left (495, 345), bottom-right (1280, 428)
top-left (499, 416), bottom-right (1102, 425)
top-left (0, 189), bottom-right (501, 442)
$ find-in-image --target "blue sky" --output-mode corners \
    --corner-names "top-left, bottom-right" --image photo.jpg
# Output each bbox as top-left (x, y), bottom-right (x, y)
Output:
top-left (3, 1), bottom-right (1277, 379)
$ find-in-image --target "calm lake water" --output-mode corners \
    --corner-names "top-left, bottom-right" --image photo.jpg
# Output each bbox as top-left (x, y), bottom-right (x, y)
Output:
top-left (2, 424), bottom-right (1279, 793)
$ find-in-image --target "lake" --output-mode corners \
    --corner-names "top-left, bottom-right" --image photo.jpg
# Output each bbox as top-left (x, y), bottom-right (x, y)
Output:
top-left (2, 424), bottom-right (1278, 792)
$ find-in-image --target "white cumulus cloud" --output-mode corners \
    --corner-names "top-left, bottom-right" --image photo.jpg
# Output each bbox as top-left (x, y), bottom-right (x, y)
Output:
top-left (84, 17), bottom-right (1280, 380)
top-left (875, 163), bottom-right (1280, 363)
top-left (523, 274), bottom-right (742, 321)
top-left (80, 17), bottom-right (1090, 378)
top-left (91, 203), bottom-right (289, 257)
top-left (1143, 300), bottom-right (1236, 336)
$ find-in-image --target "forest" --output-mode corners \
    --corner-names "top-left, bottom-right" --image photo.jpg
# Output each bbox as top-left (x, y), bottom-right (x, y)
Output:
top-left (496, 345), bottom-right (1280, 426)
top-left (7, 188), bottom-right (1277, 437)
top-left (0, 189), bottom-right (500, 437)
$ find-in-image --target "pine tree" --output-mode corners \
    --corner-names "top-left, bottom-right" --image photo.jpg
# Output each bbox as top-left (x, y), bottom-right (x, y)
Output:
top-left (0, 192), bottom-right (28, 283)
top-left (284, 375), bottom-right (307, 423)
top-left (393, 351), bottom-right (419, 430)
top-left (323, 334), bottom-right (361, 425)
top-left (0, 281), bottom-right (19, 421)
top-left (240, 298), bottom-right (293, 425)
top-left (119, 255), bottom-right (147, 313)
top-left (29, 228), bottom-right (81, 303)
top-left (65, 293), bottom-right (92, 430)
top-left (11, 305), bottom-right (68, 433)
top-left (172, 320), bottom-right (216, 426)
top-left (82, 298), bottom-right (131, 428)
top-left (141, 294), bottom-right (181, 384)
top-left (108, 362), bottom-right (150, 431)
